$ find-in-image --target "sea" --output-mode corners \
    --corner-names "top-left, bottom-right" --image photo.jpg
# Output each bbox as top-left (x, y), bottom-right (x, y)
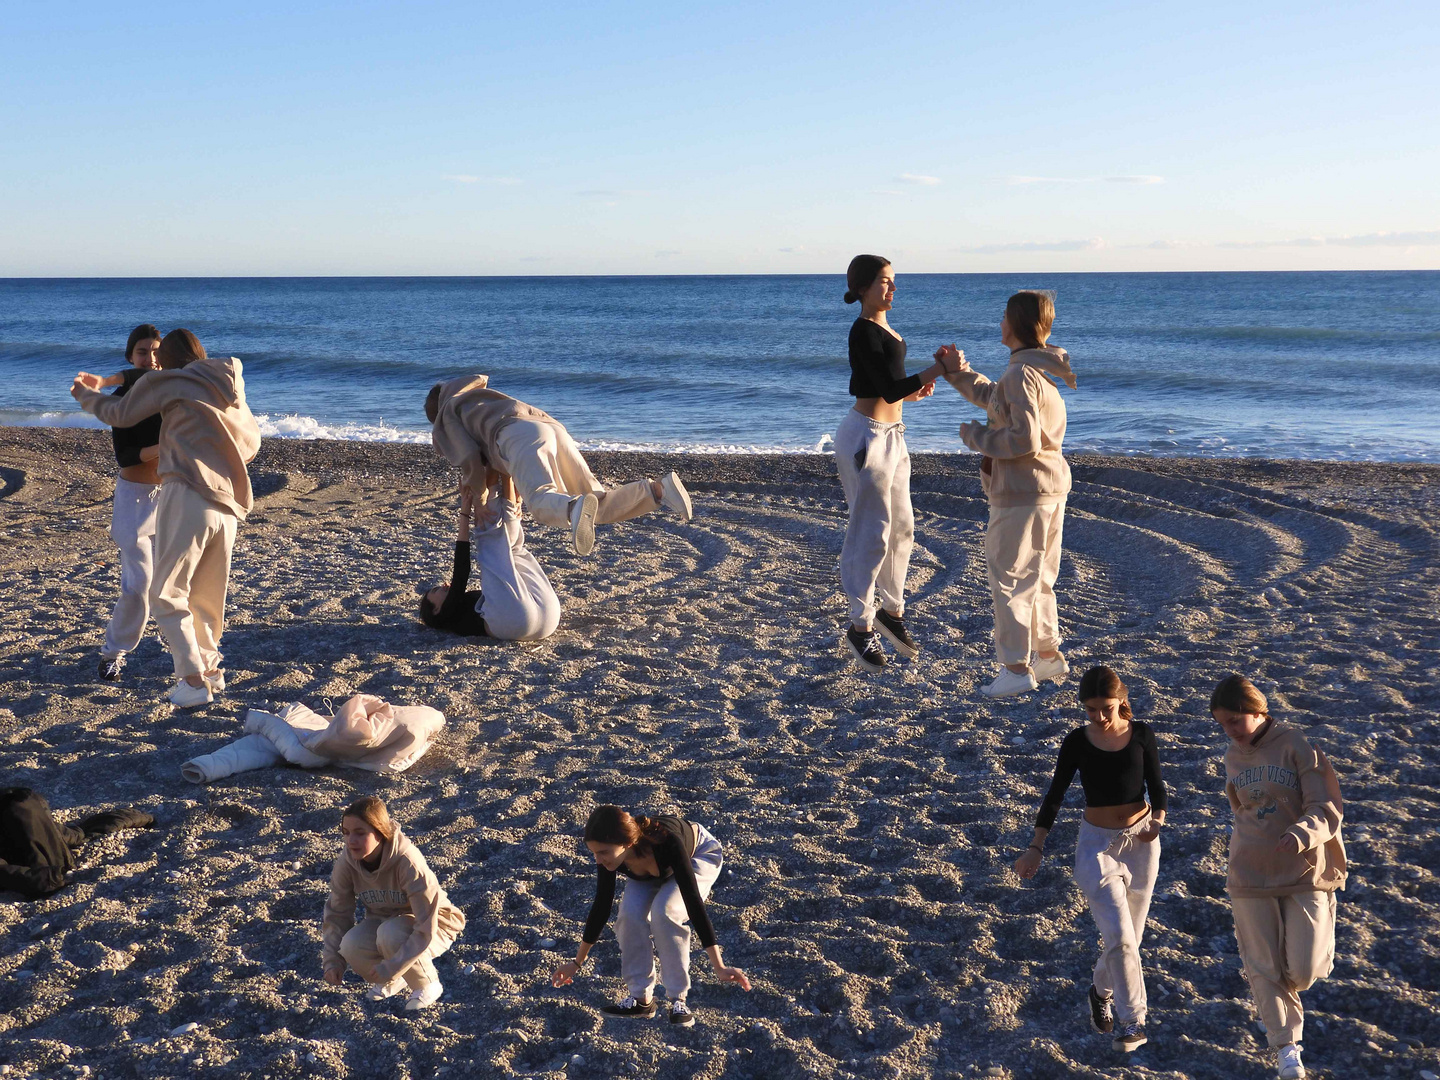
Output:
top-left (2, 272), bottom-right (1437, 461)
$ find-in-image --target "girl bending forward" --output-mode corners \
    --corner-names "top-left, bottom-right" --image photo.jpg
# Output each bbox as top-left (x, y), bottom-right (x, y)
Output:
top-left (1015, 666), bottom-right (1167, 1054)
top-left (322, 797), bottom-right (466, 1012)
top-left (1213, 675), bottom-right (1344, 1080)
top-left (551, 806), bottom-right (750, 1026)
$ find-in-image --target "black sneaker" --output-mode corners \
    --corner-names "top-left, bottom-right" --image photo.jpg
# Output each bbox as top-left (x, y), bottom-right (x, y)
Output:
top-left (1112, 1022), bottom-right (1147, 1052)
top-left (669, 1001), bottom-right (696, 1027)
top-left (844, 626), bottom-right (885, 672)
top-left (873, 608), bottom-right (918, 658)
top-left (1088, 985), bottom-right (1114, 1034)
top-left (98, 656), bottom-right (125, 681)
top-left (602, 996), bottom-right (657, 1019)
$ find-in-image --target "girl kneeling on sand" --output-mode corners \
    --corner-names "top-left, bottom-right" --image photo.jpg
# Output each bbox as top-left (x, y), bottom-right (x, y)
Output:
top-left (1015, 665), bottom-right (1167, 1054)
top-left (551, 806), bottom-right (750, 1027)
top-left (322, 796), bottom-right (466, 1012)
top-left (1212, 675), bottom-right (1344, 1080)
top-left (939, 291), bottom-right (1075, 698)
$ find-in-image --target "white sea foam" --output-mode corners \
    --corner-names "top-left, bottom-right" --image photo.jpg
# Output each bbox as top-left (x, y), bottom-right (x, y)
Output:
top-left (0, 410), bottom-right (108, 430)
top-left (252, 413), bottom-right (431, 443)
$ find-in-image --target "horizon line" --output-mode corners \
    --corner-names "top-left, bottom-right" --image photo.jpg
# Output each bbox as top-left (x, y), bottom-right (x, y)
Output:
top-left (3, 268), bottom-right (1439, 281)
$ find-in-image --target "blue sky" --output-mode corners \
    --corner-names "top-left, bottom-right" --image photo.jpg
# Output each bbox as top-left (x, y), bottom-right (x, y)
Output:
top-left (2, 1), bottom-right (1437, 275)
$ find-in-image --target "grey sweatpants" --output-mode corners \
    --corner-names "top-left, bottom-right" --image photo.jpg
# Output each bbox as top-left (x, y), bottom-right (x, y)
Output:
top-left (834, 408), bottom-right (913, 628)
top-left (102, 477), bottom-right (159, 659)
top-left (1073, 817), bottom-right (1159, 1026)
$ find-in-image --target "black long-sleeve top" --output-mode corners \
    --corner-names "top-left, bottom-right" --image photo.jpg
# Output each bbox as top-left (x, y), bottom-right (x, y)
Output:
top-left (110, 368), bottom-right (163, 468)
top-left (1035, 722), bottom-right (1168, 831)
top-left (582, 817), bottom-right (717, 948)
top-left (434, 542), bottom-right (487, 636)
top-left (848, 318), bottom-right (922, 403)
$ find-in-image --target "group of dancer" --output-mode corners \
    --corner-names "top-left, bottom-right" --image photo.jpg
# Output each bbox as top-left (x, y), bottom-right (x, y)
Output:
top-left (61, 261), bottom-right (1345, 1078)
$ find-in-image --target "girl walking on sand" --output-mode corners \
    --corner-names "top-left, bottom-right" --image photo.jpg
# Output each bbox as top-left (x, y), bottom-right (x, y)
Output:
top-left (551, 806), bottom-right (750, 1027)
top-left (939, 290), bottom-right (1075, 698)
top-left (835, 254), bottom-right (959, 672)
top-left (91, 324), bottom-right (163, 681)
top-left (322, 796), bottom-right (466, 1012)
top-left (1014, 665), bottom-right (1167, 1054)
top-left (71, 329), bottom-right (261, 707)
top-left (1212, 675), bottom-right (1344, 1080)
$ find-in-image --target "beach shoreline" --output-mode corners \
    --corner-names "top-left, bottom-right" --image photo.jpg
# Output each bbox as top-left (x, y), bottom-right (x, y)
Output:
top-left (2, 427), bottom-right (1437, 1080)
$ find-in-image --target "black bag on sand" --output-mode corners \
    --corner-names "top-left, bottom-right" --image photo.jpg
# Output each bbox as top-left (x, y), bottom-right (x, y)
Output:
top-left (0, 787), bottom-right (156, 900)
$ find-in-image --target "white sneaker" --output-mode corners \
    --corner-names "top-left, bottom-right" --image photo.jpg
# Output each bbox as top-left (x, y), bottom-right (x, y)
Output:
top-left (980, 668), bottom-right (1039, 699)
top-left (365, 975), bottom-right (407, 1001)
top-left (569, 494), bottom-right (598, 556)
top-left (1030, 651), bottom-right (1069, 684)
top-left (404, 980), bottom-right (443, 1011)
top-left (659, 471), bottom-right (694, 521)
top-left (1277, 1043), bottom-right (1306, 1079)
top-left (169, 679), bottom-right (213, 707)
top-left (204, 669), bottom-right (226, 694)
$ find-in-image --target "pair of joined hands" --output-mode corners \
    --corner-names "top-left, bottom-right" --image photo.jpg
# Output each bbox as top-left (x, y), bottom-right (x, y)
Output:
top-left (458, 471), bottom-right (517, 532)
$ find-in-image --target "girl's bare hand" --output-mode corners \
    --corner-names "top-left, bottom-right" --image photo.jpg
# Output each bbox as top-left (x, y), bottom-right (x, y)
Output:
top-left (1014, 848), bottom-right (1042, 880)
top-left (715, 965), bottom-right (752, 990)
top-left (322, 969), bottom-right (343, 986)
top-left (551, 961), bottom-right (580, 987)
top-left (1137, 821), bottom-right (1162, 843)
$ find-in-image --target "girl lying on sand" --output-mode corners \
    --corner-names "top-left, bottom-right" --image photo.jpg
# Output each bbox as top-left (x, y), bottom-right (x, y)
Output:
top-left (1014, 665), bottom-right (1167, 1054)
top-left (322, 796), bottom-right (466, 1012)
top-left (551, 806), bottom-right (750, 1026)
top-left (938, 291), bottom-right (1076, 698)
top-left (1213, 675), bottom-right (1345, 1080)
top-left (419, 476), bottom-right (561, 642)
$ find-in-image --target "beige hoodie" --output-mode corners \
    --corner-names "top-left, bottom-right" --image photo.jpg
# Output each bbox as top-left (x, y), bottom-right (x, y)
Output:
top-left (321, 827), bottom-right (466, 980)
top-left (1224, 721), bottom-right (1346, 898)
top-left (944, 346), bottom-right (1075, 507)
top-left (74, 357), bottom-right (262, 518)
top-left (430, 374), bottom-right (561, 493)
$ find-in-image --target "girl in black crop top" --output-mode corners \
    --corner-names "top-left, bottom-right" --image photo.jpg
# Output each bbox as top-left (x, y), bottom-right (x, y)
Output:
top-left (834, 255), bottom-right (961, 673)
top-left (551, 806), bottom-right (750, 1026)
top-left (1013, 665), bottom-right (1167, 1050)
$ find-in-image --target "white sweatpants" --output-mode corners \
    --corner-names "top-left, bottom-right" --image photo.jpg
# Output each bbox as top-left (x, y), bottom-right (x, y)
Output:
top-left (494, 419), bottom-right (658, 529)
top-left (834, 408), bottom-right (913, 628)
top-left (102, 477), bottom-right (159, 659)
top-left (985, 499), bottom-right (1065, 666)
top-left (616, 825), bottom-right (723, 1004)
top-left (1073, 818), bottom-right (1159, 1026)
top-left (475, 500), bottom-right (561, 641)
top-left (150, 482), bottom-right (237, 680)
top-left (1231, 890), bottom-right (1336, 1048)
top-left (339, 915), bottom-right (446, 990)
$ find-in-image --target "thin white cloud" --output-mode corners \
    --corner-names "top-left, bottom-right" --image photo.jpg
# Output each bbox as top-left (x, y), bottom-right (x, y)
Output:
top-left (958, 238), bottom-right (1105, 254)
top-left (1106, 175), bottom-right (1165, 184)
top-left (897, 173), bottom-right (942, 185)
top-left (655, 249), bottom-right (682, 258)
top-left (778, 246), bottom-right (806, 254)
top-left (442, 174), bottom-right (522, 185)
top-left (1007, 176), bottom-right (1088, 185)
top-left (1218, 230), bottom-right (1440, 249)
top-left (1007, 174), bottom-right (1164, 185)
top-left (576, 189), bottom-right (650, 199)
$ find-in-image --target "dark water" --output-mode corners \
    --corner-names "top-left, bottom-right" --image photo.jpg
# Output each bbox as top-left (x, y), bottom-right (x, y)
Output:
top-left (2, 272), bottom-right (1437, 459)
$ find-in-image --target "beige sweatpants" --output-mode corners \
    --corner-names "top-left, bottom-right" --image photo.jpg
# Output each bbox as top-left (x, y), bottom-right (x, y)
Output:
top-left (339, 915), bottom-right (442, 990)
top-left (494, 418), bottom-right (658, 529)
top-left (1231, 890), bottom-right (1337, 1048)
top-left (985, 499), bottom-right (1065, 666)
top-left (150, 482), bottom-right (237, 680)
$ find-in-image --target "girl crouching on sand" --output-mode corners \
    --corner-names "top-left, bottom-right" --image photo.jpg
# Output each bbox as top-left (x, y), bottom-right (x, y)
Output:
top-left (551, 806), bottom-right (750, 1026)
top-left (1014, 665), bottom-right (1167, 1054)
top-left (1212, 675), bottom-right (1344, 1080)
top-left (939, 291), bottom-right (1075, 698)
top-left (322, 796), bottom-right (466, 1012)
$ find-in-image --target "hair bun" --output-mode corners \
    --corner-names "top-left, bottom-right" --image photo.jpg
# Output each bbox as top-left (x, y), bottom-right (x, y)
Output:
top-left (843, 291), bottom-right (857, 304)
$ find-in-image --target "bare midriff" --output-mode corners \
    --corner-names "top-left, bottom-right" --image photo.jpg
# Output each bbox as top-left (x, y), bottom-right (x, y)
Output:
top-left (120, 462), bottom-right (160, 485)
top-left (1083, 801), bottom-right (1151, 829)
top-left (853, 396), bottom-right (903, 424)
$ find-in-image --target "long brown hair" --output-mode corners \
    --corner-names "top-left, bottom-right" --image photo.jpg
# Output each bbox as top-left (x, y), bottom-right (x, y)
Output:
top-left (1077, 665), bottom-right (1133, 720)
top-left (342, 795), bottom-right (396, 841)
top-left (1210, 674), bottom-right (1268, 716)
top-left (157, 328), bottom-right (207, 370)
top-left (1005, 290), bottom-right (1055, 349)
top-left (584, 805), bottom-right (664, 853)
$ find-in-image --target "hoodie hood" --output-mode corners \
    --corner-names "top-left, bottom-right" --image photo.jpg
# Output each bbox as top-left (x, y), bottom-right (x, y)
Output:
top-left (184, 355), bottom-right (245, 408)
top-left (1011, 345), bottom-right (1077, 389)
top-left (436, 374), bottom-right (490, 412)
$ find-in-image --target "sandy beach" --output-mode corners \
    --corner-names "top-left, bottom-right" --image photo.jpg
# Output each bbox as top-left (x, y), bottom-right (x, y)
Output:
top-left (1, 426), bottom-right (1437, 1080)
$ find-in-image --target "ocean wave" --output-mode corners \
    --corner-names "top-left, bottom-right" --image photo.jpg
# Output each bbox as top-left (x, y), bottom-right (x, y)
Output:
top-left (253, 414), bottom-right (432, 443)
top-left (0, 409), bottom-right (108, 429)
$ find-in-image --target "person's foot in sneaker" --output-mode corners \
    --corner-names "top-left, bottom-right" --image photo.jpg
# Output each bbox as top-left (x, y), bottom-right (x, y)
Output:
top-left (569, 493), bottom-right (598, 556)
top-left (601, 995), bottom-right (657, 1019)
top-left (98, 656), bottom-right (126, 681)
top-left (204, 668), bottom-right (226, 694)
top-left (365, 975), bottom-right (407, 1001)
top-left (169, 678), bottom-right (213, 707)
top-left (844, 626), bottom-right (886, 672)
top-left (404, 980), bottom-right (443, 1011)
top-left (873, 608), bottom-right (917, 658)
top-left (1112, 1022), bottom-right (1147, 1052)
top-left (980, 667), bottom-right (1038, 698)
top-left (658, 471), bottom-right (694, 521)
top-left (1030, 650), bottom-right (1069, 684)
top-left (1088, 985), bottom-right (1114, 1034)
top-left (1277, 1042), bottom-right (1306, 1079)
top-left (668, 1000), bottom-right (696, 1027)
